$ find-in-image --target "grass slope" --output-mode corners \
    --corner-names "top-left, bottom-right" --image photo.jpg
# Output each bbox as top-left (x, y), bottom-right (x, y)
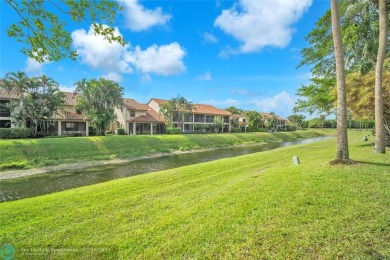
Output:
top-left (0, 131), bottom-right (389, 258)
top-left (0, 130), bottom-right (323, 170)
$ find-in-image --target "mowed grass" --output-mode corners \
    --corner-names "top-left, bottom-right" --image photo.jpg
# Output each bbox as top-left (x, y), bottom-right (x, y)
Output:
top-left (0, 130), bottom-right (389, 258)
top-left (0, 130), bottom-right (323, 169)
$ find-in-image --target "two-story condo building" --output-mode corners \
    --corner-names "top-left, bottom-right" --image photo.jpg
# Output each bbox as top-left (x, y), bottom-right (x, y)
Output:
top-left (148, 98), bottom-right (232, 133)
top-left (0, 91), bottom-right (90, 136)
top-left (115, 98), bottom-right (165, 135)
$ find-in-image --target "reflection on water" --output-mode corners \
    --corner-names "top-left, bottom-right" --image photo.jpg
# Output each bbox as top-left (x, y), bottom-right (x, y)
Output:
top-left (0, 136), bottom-right (331, 202)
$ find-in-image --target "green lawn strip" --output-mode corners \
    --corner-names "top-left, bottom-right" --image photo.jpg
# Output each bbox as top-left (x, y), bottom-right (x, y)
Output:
top-left (1, 131), bottom-right (389, 258)
top-left (0, 130), bottom-right (325, 170)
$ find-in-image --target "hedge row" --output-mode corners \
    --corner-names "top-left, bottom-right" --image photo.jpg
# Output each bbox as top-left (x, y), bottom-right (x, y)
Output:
top-left (166, 128), bottom-right (181, 134)
top-left (0, 128), bottom-right (31, 139)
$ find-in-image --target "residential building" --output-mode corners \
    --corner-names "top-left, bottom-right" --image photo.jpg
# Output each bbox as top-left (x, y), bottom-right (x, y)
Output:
top-left (0, 91), bottom-right (90, 136)
top-left (148, 98), bottom-right (232, 133)
top-left (53, 92), bottom-right (89, 136)
top-left (260, 112), bottom-right (289, 131)
top-left (115, 98), bottom-right (165, 135)
top-left (0, 91), bottom-right (19, 128)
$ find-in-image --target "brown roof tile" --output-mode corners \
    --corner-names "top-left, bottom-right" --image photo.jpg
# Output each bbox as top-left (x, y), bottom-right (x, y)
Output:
top-left (0, 90), bottom-right (20, 100)
top-left (123, 98), bottom-right (150, 111)
top-left (127, 110), bottom-right (164, 123)
top-left (191, 104), bottom-right (231, 116)
top-left (54, 111), bottom-right (85, 121)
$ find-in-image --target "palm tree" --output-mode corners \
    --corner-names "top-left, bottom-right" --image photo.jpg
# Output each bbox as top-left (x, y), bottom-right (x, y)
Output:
top-left (374, 0), bottom-right (387, 153)
top-left (3, 71), bottom-right (29, 127)
top-left (330, 0), bottom-right (350, 161)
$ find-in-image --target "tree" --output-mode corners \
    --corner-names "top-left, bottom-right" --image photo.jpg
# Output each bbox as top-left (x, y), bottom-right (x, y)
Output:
top-left (1, 71), bottom-right (30, 127)
top-left (159, 96), bottom-right (194, 132)
top-left (346, 71), bottom-right (390, 144)
top-left (225, 106), bottom-right (244, 115)
top-left (213, 116), bottom-right (224, 133)
top-left (245, 110), bottom-right (263, 131)
top-left (75, 78), bottom-right (123, 136)
top-left (374, 0), bottom-right (388, 153)
top-left (330, 0), bottom-right (350, 161)
top-left (298, 0), bottom-right (388, 153)
top-left (287, 114), bottom-right (306, 130)
top-left (294, 77), bottom-right (336, 117)
top-left (4, 0), bottom-right (125, 62)
top-left (22, 75), bottom-right (65, 137)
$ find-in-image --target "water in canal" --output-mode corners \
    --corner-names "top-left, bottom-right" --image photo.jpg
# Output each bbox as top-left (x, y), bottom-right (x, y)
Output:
top-left (0, 136), bottom-right (331, 202)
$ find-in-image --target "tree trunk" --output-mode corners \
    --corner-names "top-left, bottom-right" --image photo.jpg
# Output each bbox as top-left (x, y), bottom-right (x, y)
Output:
top-left (330, 0), bottom-right (349, 160)
top-left (375, 0), bottom-right (387, 153)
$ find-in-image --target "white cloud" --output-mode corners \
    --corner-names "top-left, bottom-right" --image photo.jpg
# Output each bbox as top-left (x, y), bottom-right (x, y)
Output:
top-left (120, 0), bottom-right (171, 31)
top-left (102, 72), bottom-right (123, 82)
top-left (25, 57), bottom-right (45, 75)
top-left (214, 0), bottom-right (312, 53)
top-left (196, 71), bottom-right (212, 81)
top-left (202, 99), bottom-right (240, 106)
top-left (72, 25), bottom-right (132, 74)
top-left (250, 91), bottom-right (295, 117)
top-left (200, 32), bottom-right (218, 44)
top-left (127, 42), bottom-right (186, 76)
top-left (59, 85), bottom-right (76, 92)
top-left (72, 25), bottom-right (185, 79)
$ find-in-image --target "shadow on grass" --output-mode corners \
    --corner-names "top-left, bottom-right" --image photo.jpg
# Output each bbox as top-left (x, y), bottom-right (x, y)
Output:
top-left (355, 160), bottom-right (390, 167)
top-left (357, 142), bottom-right (375, 147)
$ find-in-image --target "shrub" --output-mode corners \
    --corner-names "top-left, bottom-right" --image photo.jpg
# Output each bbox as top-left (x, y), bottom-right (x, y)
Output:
top-left (230, 127), bottom-right (242, 133)
top-left (73, 132), bottom-right (83, 137)
top-left (0, 128), bottom-right (31, 139)
top-left (166, 127), bottom-right (181, 134)
top-left (117, 128), bottom-right (126, 135)
top-left (247, 127), bottom-right (266, 132)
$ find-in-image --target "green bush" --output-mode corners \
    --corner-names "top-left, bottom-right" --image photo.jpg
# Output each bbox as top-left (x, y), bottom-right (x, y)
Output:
top-left (117, 128), bottom-right (126, 135)
top-left (166, 128), bottom-right (181, 134)
top-left (0, 128), bottom-right (31, 139)
top-left (247, 127), bottom-right (266, 132)
top-left (230, 127), bottom-right (242, 133)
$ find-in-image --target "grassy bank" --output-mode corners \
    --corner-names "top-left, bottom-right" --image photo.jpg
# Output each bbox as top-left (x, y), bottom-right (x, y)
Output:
top-left (0, 130), bottom-right (324, 170)
top-left (0, 130), bottom-right (389, 258)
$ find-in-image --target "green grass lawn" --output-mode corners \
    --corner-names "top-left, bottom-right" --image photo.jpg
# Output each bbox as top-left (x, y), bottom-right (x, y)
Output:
top-left (0, 130), bottom-right (389, 258)
top-left (0, 130), bottom-right (324, 170)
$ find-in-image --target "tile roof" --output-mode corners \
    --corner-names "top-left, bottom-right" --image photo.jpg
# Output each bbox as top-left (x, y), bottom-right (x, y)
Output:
top-left (123, 98), bottom-right (150, 111)
top-left (191, 104), bottom-right (231, 116)
top-left (150, 98), bottom-right (168, 105)
top-left (0, 90), bottom-right (21, 100)
top-left (150, 98), bottom-right (231, 116)
top-left (54, 111), bottom-right (85, 121)
top-left (62, 92), bottom-right (80, 106)
top-left (260, 112), bottom-right (287, 121)
top-left (127, 110), bottom-right (164, 123)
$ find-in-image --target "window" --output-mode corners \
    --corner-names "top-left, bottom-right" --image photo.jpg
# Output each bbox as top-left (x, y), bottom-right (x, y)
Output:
top-left (130, 111), bottom-right (136, 117)
top-left (223, 116), bottom-right (229, 123)
top-left (242, 119), bottom-right (246, 123)
top-left (206, 115), bottom-right (214, 123)
top-left (194, 114), bottom-right (205, 123)
top-left (0, 100), bottom-right (10, 117)
top-left (65, 122), bottom-right (78, 131)
top-left (0, 120), bottom-right (11, 128)
top-left (184, 114), bottom-right (193, 122)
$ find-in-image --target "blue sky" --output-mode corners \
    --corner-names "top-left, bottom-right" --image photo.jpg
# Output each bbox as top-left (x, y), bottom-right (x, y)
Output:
top-left (0, 0), bottom-right (330, 118)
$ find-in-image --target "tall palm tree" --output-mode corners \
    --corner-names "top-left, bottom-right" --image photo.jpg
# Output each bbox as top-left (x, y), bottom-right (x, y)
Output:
top-left (330, 0), bottom-right (350, 161)
top-left (374, 0), bottom-right (388, 153)
top-left (3, 71), bottom-right (29, 127)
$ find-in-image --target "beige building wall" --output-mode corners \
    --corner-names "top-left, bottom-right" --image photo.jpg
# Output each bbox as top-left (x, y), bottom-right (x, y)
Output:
top-left (148, 100), bottom-right (161, 112)
top-left (114, 107), bottom-right (148, 134)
